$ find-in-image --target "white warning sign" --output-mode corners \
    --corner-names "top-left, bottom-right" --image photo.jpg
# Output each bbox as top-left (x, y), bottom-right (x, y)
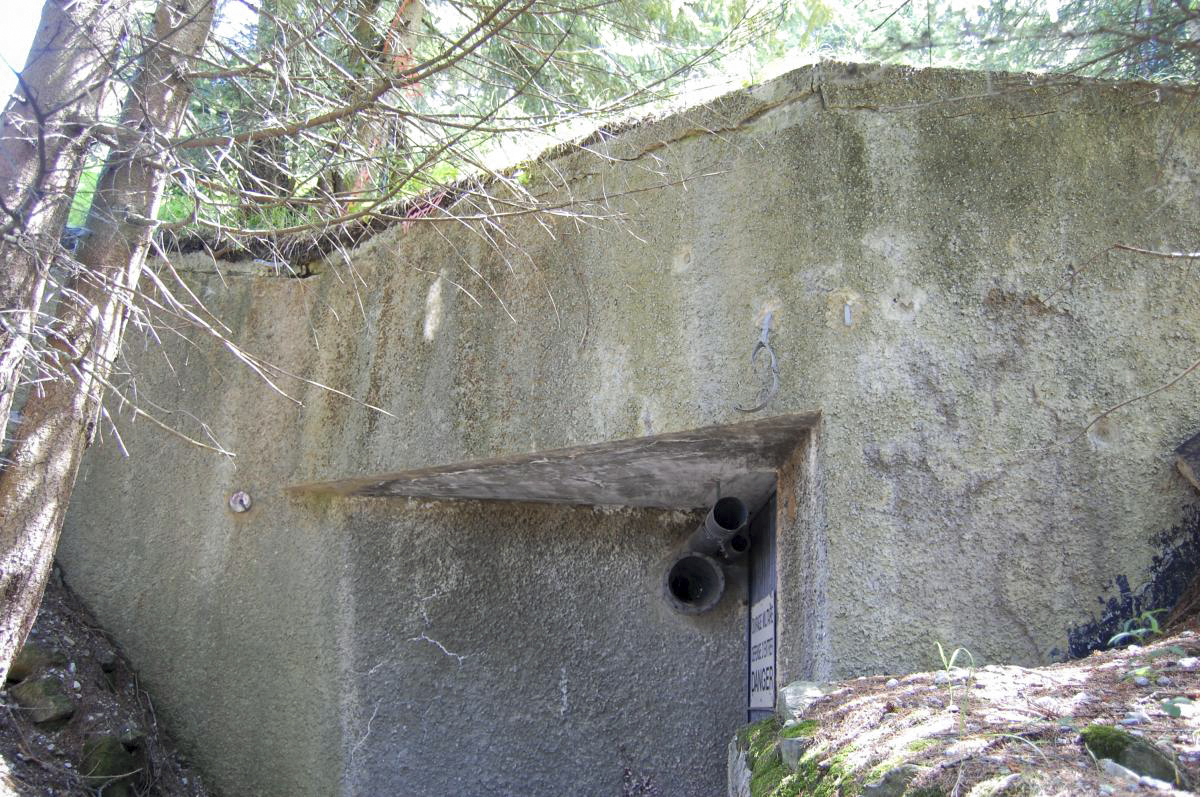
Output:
top-left (748, 593), bottom-right (776, 710)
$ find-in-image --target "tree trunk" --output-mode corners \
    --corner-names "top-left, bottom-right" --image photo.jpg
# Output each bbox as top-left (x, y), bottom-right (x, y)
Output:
top-left (0, 0), bottom-right (131, 455)
top-left (333, 0), bottom-right (423, 203)
top-left (0, 0), bottom-right (215, 682)
top-left (243, 0), bottom-right (295, 202)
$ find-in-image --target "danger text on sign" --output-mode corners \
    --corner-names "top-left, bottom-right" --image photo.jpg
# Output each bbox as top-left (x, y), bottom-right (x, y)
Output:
top-left (748, 593), bottom-right (775, 709)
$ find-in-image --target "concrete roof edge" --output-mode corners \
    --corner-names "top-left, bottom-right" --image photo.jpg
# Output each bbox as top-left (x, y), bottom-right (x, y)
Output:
top-left (503, 58), bottom-right (1199, 193)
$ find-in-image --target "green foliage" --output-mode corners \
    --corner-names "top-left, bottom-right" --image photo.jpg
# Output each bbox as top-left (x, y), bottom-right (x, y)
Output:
top-left (760, 0), bottom-right (1200, 84)
top-left (740, 717), bottom-right (804, 797)
top-left (1162, 697), bottom-right (1193, 718)
top-left (74, 0), bottom-right (1200, 248)
top-left (1109, 609), bottom-right (1167, 647)
top-left (774, 746), bottom-right (859, 797)
top-left (68, 167), bottom-right (102, 228)
top-left (139, 0), bottom-right (795, 247)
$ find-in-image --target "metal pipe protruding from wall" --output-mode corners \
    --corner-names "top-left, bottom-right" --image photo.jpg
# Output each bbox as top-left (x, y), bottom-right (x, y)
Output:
top-left (686, 496), bottom-right (749, 559)
top-left (663, 551), bottom-right (726, 614)
top-left (723, 530), bottom-right (750, 561)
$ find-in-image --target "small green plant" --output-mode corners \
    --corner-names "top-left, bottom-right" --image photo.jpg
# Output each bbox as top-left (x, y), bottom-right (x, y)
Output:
top-left (1108, 609), bottom-right (1168, 647)
top-left (935, 642), bottom-right (977, 733)
top-left (988, 732), bottom-right (1050, 763)
top-left (936, 641), bottom-right (977, 672)
top-left (1161, 697), bottom-right (1193, 718)
top-left (1123, 664), bottom-right (1157, 681)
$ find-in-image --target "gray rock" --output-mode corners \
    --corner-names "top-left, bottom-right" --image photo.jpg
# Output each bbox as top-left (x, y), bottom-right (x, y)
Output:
top-left (1099, 758), bottom-right (1140, 783)
top-left (1121, 710), bottom-right (1151, 725)
top-left (726, 738), bottom-right (751, 797)
top-left (1133, 676), bottom-right (1150, 687)
top-left (1139, 775), bottom-right (1173, 791)
top-left (779, 737), bottom-right (813, 771)
top-left (7, 642), bottom-right (67, 682)
top-left (862, 764), bottom-right (924, 796)
top-left (967, 773), bottom-right (1025, 797)
top-left (885, 678), bottom-right (899, 688)
top-left (9, 676), bottom-right (75, 725)
top-left (775, 681), bottom-right (832, 722)
top-left (96, 647), bottom-right (118, 673)
top-left (1176, 657), bottom-right (1199, 670)
top-left (118, 724), bottom-right (145, 747)
top-left (82, 735), bottom-right (144, 797)
top-left (933, 668), bottom-right (968, 685)
top-left (1116, 739), bottom-right (1181, 785)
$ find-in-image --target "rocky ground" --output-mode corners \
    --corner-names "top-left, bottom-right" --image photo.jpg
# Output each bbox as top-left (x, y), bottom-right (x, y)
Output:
top-left (0, 568), bottom-right (209, 797)
top-left (733, 620), bottom-right (1200, 797)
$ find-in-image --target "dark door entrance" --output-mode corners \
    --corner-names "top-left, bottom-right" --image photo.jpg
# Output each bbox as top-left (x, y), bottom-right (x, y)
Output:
top-left (747, 493), bottom-right (777, 721)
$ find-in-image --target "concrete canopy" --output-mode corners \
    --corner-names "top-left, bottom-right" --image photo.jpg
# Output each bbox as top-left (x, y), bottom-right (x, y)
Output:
top-left (294, 413), bottom-right (814, 509)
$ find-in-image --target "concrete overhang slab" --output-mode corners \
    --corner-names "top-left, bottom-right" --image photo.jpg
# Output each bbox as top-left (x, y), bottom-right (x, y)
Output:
top-left (292, 413), bottom-right (815, 509)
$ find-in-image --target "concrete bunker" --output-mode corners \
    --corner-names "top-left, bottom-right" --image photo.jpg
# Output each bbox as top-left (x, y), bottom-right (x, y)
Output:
top-left (55, 62), bottom-right (1200, 796)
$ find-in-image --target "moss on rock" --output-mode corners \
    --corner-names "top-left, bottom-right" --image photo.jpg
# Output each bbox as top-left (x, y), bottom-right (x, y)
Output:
top-left (7, 641), bottom-right (67, 683)
top-left (781, 720), bottom-right (819, 739)
top-left (82, 735), bottom-right (143, 797)
top-left (9, 675), bottom-right (75, 726)
top-left (1081, 723), bottom-right (1131, 760)
top-left (749, 748), bottom-right (790, 797)
top-left (740, 717), bottom-right (780, 757)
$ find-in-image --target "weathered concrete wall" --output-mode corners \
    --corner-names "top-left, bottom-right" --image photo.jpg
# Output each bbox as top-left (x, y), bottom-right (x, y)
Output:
top-left (59, 61), bottom-right (1200, 795)
top-left (340, 500), bottom-right (744, 795)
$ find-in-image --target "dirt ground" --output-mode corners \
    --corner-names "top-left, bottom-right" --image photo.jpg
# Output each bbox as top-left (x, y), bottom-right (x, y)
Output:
top-left (0, 569), bottom-right (209, 797)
